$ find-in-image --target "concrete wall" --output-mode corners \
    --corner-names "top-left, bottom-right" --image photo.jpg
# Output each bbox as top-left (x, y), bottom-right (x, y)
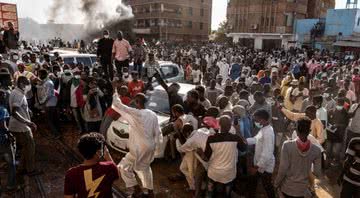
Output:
top-left (325, 9), bottom-right (358, 37)
top-left (295, 19), bottom-right (319, 43)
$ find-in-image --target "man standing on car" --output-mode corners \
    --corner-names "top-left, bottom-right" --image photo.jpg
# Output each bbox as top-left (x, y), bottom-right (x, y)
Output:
top-left (144, 52), bottom-right (161, 91)
top-left (97, 30), bottom-right (114, 80)
top-left (112, 85), bottom-right (160, 198)
top-left (132, 38), bottom-right (146, 74)
top-left (3, 22), bottom-right (19, 50)
top-left (112, 31), bottom-right (132, 79)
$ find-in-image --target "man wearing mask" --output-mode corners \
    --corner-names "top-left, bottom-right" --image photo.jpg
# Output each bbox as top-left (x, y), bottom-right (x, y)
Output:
top-left (246, 109), bottom-right (276, 198)
top-left (37, 69), bottom-right (60, 138)
top-left (68, 71), bottom-right (86, 133)
top-left (112, 90), bottom-right (160, 198)
top-left (3, 22), bottom-right (19, 50)
top-left (97, 30), bottom-right (114, 80)
top-left (112, 31), bottom-right (132, 78)
top-left (9, 76), bottom-right (38, 175)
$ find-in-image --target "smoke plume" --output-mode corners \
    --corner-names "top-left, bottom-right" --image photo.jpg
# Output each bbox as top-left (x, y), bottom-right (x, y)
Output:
top-left (48, 0), bottom-right (134, 40)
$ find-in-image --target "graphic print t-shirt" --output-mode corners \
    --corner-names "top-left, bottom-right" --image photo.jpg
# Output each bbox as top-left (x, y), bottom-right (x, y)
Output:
top-left (64, 161), bottom-right (119, 198)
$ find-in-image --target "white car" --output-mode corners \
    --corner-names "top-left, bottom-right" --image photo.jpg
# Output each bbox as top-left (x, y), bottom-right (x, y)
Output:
top-left (105, 83), bottom-right (195, 158)
top-left (60, 54), bottom-right (97, 67)
top-left (130, 61), bottom-right (185, 84)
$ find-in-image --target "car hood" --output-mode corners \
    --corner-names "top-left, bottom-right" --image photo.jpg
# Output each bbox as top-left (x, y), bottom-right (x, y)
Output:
top-left (157, 114), bottom-right (170, 125)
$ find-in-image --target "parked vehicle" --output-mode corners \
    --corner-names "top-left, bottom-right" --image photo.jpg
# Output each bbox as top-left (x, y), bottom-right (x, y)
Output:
top-left (60, 54), bottom-right (97, 68)
top-left (105, 83), bottom-right (195, 158)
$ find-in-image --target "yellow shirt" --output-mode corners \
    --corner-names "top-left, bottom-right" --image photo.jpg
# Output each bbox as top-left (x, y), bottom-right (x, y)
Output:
top-left (281, 108), bottom-right (325, 144)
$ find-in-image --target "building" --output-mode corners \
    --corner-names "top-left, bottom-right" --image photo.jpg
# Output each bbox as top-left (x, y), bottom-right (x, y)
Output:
top-left (295, 8), bottom-right (360, 51)
top-left (226, 0), bottom-right (335, 50)
top-left (124, 0), bottom-right (212, 41)
top-left (307, 0), bottom-right (336, 19)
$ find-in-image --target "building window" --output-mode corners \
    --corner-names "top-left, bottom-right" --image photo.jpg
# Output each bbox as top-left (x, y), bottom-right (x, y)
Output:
top-left (188, 7), bottom-right (193, 16)
top-left (201, 8), bottom-right (204, 17)
top-left (358, 17), bottom-right (360, 26)
top-left (188, 21), bottom-right (193, 28)
top-left (284, 13), bottom-right (293, 27)
top-left (176, 8), bottom-right (182, 15)
top-left (200, 22), bottom-right (204, 30)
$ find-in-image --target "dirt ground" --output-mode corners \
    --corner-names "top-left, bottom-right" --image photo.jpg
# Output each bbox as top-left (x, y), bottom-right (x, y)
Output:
top-left (0, 123), bottom-right (342, 198)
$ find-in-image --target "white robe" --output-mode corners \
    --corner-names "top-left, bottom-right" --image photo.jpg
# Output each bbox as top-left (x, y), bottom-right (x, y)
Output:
top-left (112, 93), bottom-right (160, 171)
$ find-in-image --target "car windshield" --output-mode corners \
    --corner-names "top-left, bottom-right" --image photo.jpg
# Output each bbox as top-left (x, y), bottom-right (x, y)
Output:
top-left (145, 89), bottom-right (170, 114)
top-left (77, 57), bottom-right (92, 67)
top-left (91, 56), bottom-right (97, 64)
top-left (63, 57), bottom-right (75, 65)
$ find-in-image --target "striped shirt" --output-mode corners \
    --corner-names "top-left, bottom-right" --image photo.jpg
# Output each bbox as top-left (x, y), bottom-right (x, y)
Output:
top-left (343, 137), bottom-right (360, 186)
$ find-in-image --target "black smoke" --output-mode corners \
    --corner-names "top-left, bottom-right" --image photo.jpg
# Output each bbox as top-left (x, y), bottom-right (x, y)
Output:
top-left (48, 0), bottom-right (135, 41)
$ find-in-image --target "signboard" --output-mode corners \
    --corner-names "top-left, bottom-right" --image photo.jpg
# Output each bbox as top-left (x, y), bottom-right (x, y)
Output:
top-left (0, 3), bottom-right (18, 30)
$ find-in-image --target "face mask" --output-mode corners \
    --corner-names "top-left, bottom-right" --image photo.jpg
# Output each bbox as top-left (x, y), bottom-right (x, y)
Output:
top-left (13, 55), bottom-right (19, 60)
top-left (74, 75), bottom-right (80, 79)
top-left (254, 121), bottom-right (263, 129)
top-left (24, 85), bottom-right (31, 93)
top-left (56, 72), bottom-right (61, 76)
top-left (323, 93), bottom-right (329, 98)
top-left (104, 35), bottom-right (109, 39)
top-left (336, 105), bottom-right (343, 110)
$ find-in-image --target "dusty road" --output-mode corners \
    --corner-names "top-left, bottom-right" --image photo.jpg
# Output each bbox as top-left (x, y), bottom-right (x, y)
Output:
top-left (0, 123), bottom-right (341, 198)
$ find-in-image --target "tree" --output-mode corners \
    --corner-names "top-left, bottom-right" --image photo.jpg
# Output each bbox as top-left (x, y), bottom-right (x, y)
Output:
top-left (213, 21), bottom-right (231, 43)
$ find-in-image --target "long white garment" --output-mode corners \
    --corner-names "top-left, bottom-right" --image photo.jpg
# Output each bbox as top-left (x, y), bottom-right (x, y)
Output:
top-left (176, 140), bottom-right (197, 190)
top-left (112, 93), bottom-right (160, 171)
top-left (217, 61), bottom-right (229, 81)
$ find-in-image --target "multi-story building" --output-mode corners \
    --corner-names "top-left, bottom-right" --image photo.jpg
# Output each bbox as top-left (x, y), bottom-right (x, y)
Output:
top-left (124, 0), bottom-right (212, 41)
top-left (226, 0), bottom-right (335, 49)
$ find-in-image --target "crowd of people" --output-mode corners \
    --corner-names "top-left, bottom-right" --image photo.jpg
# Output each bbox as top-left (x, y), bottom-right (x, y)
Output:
top-left (0, 27), bottom-right (359, 198)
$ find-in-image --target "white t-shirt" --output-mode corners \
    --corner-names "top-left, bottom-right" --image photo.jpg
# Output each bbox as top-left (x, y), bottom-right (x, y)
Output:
top-left (192, 70), bottom-right (202, 83)
top-left (346, 90), bottom-right (357, 102)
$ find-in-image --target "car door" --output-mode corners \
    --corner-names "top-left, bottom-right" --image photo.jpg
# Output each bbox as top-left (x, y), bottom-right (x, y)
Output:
top-left (160, 64), bottom-right (182, 83)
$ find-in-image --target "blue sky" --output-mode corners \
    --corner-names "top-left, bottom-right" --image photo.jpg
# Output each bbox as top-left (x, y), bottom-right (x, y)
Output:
top-left (0, 0), bottom-right (349, 30)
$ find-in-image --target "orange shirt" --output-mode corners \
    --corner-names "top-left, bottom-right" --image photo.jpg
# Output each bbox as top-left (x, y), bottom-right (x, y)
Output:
top-left (128, 80), bottom-right (144, 98)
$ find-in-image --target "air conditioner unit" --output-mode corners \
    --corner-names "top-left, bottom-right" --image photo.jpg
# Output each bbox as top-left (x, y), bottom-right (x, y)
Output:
top-left (251, 24), bottom-right (258, 29)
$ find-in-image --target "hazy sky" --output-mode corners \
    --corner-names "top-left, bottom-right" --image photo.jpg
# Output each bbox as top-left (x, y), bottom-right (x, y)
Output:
top-left (0, 0), bottom-right (349, 30)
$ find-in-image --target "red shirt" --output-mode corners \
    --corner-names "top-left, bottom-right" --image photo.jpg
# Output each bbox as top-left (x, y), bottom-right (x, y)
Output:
top-left (105, 108), bottom-right (121, 120)
top-left (120, 96), bottom-right (131, 106)
top-left (64, 161), bottom-right (119, 198)
top-left (128, 80), bottom-right (144, 98)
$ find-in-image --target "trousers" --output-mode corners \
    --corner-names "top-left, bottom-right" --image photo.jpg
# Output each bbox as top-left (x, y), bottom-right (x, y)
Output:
top-left (180, 151), bottom-right (198, 190)
top-left (12, 131), bottom-right (35, 172)
top-left (45, 106), bottom-right (60, 136)
top-left (0, 143), bottom-right (16, 188)
top-left (100, 58), bottom-right (113, 80)
top-left (118, 152), bottom-right (154, 190)
top-left (72, 107), bottom-right (86, 133)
